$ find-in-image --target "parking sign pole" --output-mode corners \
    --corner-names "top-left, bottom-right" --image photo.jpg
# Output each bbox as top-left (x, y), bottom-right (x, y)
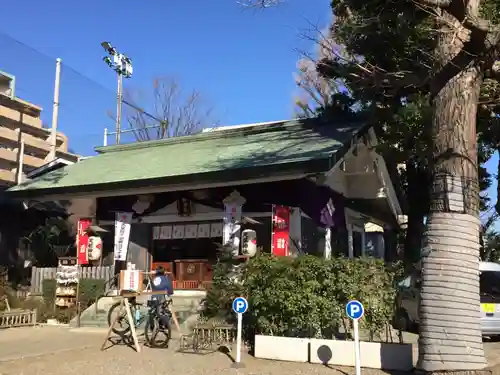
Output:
top-left (346, 300), bottom-right (364, 375)
top-left (232, 296), bottom-right (248, 369)
top-left (353, 318), bottom-right (361, 375)
top-left (236, 312), bottom-right (243, 364)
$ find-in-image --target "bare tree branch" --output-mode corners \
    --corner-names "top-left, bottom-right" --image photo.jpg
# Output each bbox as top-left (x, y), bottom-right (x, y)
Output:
top-left (237, 0), bottom-right (283, 8)
top-left (413, 0), bottom-right (490, 36)
top-left (122, 76), bottom-right (217, 142)
top-left (293, 22), bottom-right (343, 117)
top-left (314, 0), bottom-right (500, 100)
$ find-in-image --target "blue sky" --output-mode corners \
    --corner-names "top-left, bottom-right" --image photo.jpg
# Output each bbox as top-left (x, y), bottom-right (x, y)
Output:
top-left (484, 154), bottom-right (498, 223)
top-left (0, 0), bottom-right (330, 155)
top-left (0, 0), bottom-right (498, 218)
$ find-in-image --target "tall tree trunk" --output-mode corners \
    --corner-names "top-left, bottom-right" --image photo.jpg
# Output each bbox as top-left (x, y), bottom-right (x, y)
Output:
top-left (416, 10), bottom-right (486, 373)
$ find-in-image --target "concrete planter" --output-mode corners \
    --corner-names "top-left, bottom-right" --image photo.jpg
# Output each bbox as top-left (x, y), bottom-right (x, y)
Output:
top-left (254, 335), bottom-right (310, 362)
top-left (310, 338), bottom-right (413, 371)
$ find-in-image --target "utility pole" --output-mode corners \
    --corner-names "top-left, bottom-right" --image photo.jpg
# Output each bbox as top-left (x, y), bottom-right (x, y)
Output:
top-left (101, 42), bottom-right (133, 145)
top-left (49, 58), bottom-right (62, 161)
top-left (116, 72), bottom-right (123, 144)
top-left (17, 133), bottom-right (24, 185)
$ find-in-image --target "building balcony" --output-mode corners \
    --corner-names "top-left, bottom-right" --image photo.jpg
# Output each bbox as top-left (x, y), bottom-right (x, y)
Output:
top-left (0, 102), bottom-right (42, 129)
top-left (0, 126), bottom-right (76, 159)
top-left (0, 148), bottom-right (46, 169)
top-left (0, 168), bottom-right (15, 186)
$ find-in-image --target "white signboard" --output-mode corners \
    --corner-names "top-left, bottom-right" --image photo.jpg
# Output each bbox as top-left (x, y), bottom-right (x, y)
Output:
top-left (197, 223), bottom-right (210, 238)
top-left (114, 212), bottom-right (132, 261)
top-left (159, 225), bottom-right (172, 239)
top-left (152, 226), bottom-right (160, 240)
top-left (185, 224), bottom-right (198, 239)
top-left (210, 222), bottom-right (223, 237)
top-left (121, 269), bottom-right (140, 291)
top-left (172, 224), bottom-right (185, 239)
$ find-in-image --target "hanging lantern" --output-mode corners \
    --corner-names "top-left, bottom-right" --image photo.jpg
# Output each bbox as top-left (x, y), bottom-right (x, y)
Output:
top-left (87, 235), bottom-right (103, 261)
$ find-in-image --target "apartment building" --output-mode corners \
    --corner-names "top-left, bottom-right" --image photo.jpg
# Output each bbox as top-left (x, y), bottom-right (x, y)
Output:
top-left (0, 70), bottom-right (79, 187)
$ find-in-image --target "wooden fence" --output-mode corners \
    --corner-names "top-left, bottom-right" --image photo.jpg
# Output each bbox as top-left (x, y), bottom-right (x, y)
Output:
top-left (30, 265), bottom-right (115, 295)
top-left (0, 309), bottom-right (37, 328)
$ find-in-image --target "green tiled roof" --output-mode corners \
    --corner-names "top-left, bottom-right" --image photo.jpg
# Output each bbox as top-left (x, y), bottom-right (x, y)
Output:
top-left (8, 118), bottom-right (366, 195)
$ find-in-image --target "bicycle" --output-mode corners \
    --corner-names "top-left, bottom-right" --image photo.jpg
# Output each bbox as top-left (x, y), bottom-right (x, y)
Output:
top-left (144, 298), bottom-right (172, 348)
top-left (107, 295), bottom-right (145, 335)
top-left (107, 295), bottom-right (172, 348)
top-left (105, 274), bottom-right (151, 335)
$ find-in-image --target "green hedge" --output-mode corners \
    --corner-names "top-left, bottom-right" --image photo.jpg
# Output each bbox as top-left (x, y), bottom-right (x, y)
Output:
top-left (204, 254), bottom-right (397, 341)
top-left (78, 278), bottom-right (106, 308)
top-left (42, 279), bottom-right (57, 305)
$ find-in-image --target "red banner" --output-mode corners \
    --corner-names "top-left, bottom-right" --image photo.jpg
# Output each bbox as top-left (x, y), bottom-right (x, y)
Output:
top-left (77, 218), bottom-right (92, 265)
top-left (272, 205), bottom-right (290, 257)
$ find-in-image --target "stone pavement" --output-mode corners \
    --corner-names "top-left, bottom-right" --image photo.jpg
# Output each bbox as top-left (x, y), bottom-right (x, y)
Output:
top-left (2, 327), bottom-right (500, 375)
top-left (0, 326), bottom-right (99, 362)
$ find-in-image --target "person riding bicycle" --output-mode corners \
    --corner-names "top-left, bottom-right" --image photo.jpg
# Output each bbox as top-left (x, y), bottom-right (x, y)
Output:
top-left (150, 266), bottom-right (173, 329)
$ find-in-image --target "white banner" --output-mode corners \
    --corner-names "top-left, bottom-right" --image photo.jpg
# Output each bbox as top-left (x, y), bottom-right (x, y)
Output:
top-left (114, 212), bottom-right (132, 261)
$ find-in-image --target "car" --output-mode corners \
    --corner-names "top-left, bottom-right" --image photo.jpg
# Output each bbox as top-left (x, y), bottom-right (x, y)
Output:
top-left (393, 261), bottom-right (500, 336)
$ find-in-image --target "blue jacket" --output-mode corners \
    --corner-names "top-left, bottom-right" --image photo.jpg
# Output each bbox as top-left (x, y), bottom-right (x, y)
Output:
top-left (151, 274), bottom-right (174, 296)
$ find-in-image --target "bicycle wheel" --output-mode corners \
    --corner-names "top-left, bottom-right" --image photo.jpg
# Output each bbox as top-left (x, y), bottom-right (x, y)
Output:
top-left (107, 301), bottom-right (136, 335)
top-left (145, 315), bottom-right (171, 348)
top-left (144, 314), bottom-right (156, 345)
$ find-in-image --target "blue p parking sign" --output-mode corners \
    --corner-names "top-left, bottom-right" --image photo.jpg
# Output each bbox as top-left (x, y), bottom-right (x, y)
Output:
top-left (232, 296), bottom-right (248, 367)
top-left (346, 300), bottom-right (364, 375)
top-left (232, 297), bottom-right (248, 314)
top-left (346, 300), bottom-right (364, 320)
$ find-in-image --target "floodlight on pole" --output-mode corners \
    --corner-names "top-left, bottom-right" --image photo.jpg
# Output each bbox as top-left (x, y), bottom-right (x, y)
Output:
top-left (101, 41), bottom-right (133, 144)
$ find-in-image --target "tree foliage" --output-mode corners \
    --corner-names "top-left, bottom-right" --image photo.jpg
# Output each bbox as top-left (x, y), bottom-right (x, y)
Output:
top-left (259, 0), bottom-right (500, 369)
top-left (290, 2), bottom-right (500, 265)
top-left (202, 243), bottom-right (246, 322)
top-left (22, 217), bottom-right (73, 267)
top-left (319, 0), bottom-right (500, 208)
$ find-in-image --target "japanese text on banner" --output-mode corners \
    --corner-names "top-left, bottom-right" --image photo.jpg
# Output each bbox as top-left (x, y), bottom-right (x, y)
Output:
top-left (272, 205), bottom-right (290, 257)
top-left (77, 218), bottom-right (92, 265)
top-left (114, 212), bottom-right (132, 261)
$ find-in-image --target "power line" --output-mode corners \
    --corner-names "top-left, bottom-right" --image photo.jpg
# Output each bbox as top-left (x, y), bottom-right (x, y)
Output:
top-left (0, 29), bottom-right (163, 123)
top-left (0, 29), bottom-right (115, 94)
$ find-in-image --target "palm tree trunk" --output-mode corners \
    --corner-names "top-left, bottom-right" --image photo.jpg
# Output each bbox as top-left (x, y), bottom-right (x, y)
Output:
top-left (416, 9), bottom-right (486, 373)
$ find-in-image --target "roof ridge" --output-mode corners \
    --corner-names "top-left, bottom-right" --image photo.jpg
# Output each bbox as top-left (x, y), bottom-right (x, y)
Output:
top-left (94, 118), bottom-right (323, 154)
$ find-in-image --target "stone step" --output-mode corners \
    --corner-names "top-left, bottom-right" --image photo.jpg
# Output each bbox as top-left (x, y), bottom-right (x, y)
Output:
top-left (76, 309), bottom-right (201, 330)
top-left (72, 291), bottom-right (206, 330)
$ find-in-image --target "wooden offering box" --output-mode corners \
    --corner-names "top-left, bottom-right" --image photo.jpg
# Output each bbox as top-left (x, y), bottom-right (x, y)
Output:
top-left (175, 259), bottom-right (208, 282)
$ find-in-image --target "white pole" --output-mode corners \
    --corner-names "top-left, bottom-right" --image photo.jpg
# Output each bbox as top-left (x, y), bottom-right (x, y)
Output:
top-left (235, 312), bottom-right (242, 364)
top-left (116, 73), bottom-right (123, 144)
top-left (17, 134), bottom-right (24, 185)
top-left (49, 58), bottom-right (62, 161)
top-left (103, 128), bottom-right (108, 146)
top-left (353, 319), bottom-right (361, 375)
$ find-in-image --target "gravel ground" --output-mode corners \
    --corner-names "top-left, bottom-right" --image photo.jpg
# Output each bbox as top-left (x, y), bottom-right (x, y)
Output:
top-left (0, 341), bottom-right (407, 375)
top-left (2, 327), bottom-right (500, 375)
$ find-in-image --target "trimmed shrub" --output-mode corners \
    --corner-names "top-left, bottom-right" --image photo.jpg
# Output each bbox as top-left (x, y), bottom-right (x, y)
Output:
top-left (202, 243), bottom-right (246, 323)
top-left (42, 279), bottom-right (57, 306)
top-left (204, 254), bottom-right (397, 342)
top-left (78, 278), bottom-right (106, 308)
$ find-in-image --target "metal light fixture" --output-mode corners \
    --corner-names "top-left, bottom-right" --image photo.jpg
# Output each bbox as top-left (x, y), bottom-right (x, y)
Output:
top-left (101, 41), bottom-right (133, 144)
